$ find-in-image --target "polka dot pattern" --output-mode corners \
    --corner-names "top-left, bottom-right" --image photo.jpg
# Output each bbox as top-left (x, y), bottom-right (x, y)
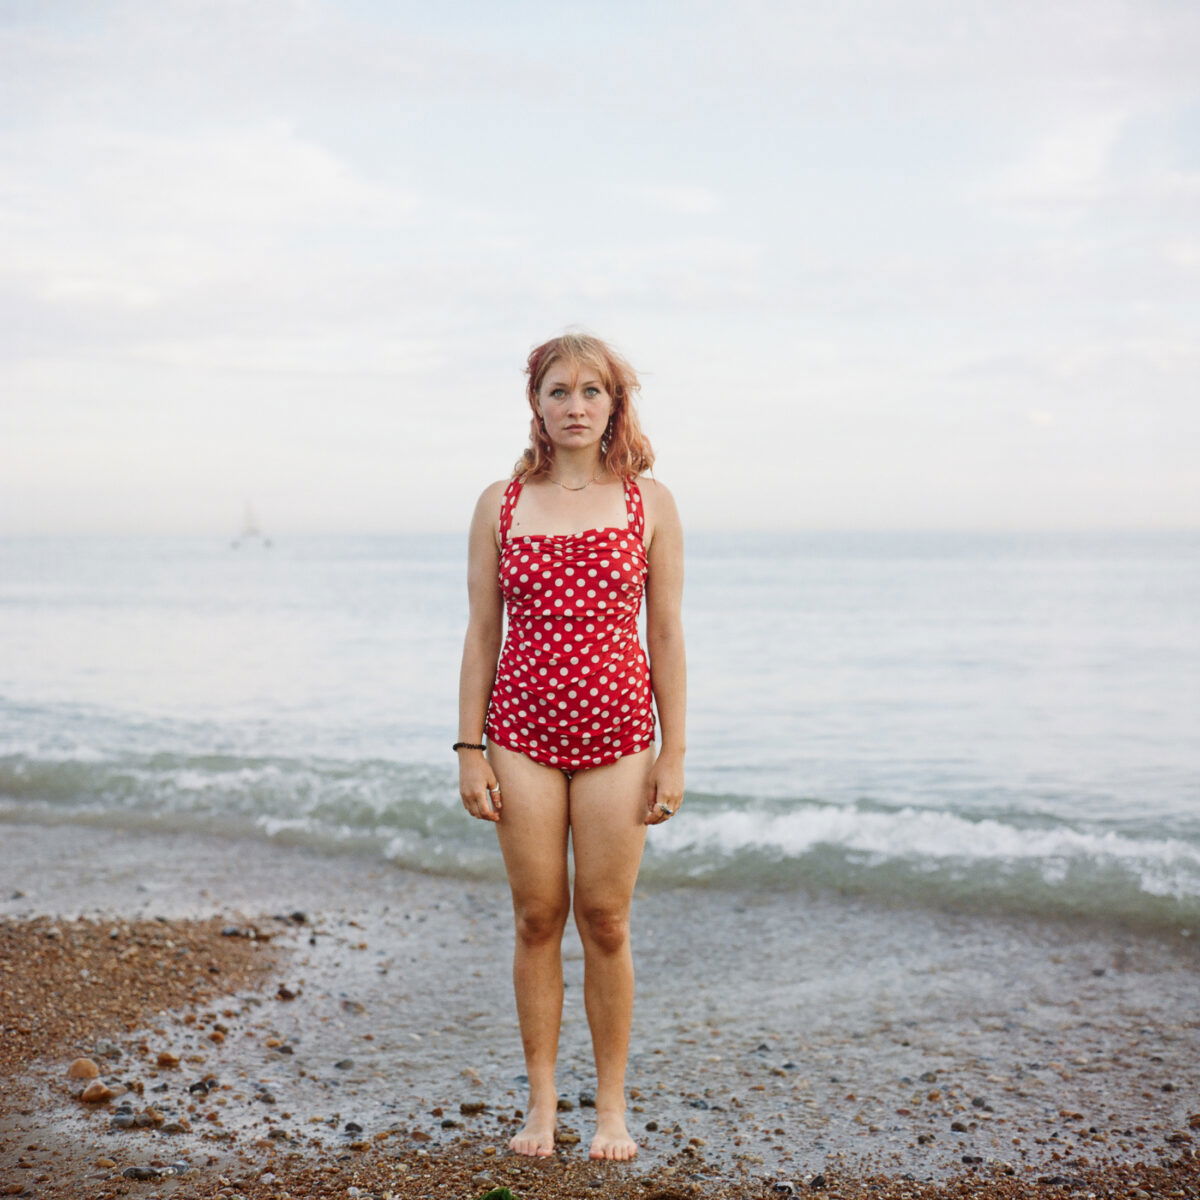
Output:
top-left (484, 475), bottom-right (656, 771)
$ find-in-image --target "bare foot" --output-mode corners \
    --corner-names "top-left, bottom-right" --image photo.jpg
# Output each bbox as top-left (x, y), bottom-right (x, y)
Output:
top-left (589, 1109), bottom-right (638, 1161)
top-left (509, 1104), bottom-right (557, 1157)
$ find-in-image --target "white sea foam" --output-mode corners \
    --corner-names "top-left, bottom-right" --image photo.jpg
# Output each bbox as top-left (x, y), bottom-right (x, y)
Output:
top-left (652, 802), bottom-right (1200, 898)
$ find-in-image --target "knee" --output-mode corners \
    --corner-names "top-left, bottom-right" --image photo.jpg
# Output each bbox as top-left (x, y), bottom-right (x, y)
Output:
top-left (576, 904), bottom-right (630, 955)
top-left (514, 898), bottom-right (568, 948)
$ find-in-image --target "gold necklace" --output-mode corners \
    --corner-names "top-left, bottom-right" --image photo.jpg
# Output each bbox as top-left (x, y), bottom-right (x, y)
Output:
top-left (549, 474), bottom-right (601, 491)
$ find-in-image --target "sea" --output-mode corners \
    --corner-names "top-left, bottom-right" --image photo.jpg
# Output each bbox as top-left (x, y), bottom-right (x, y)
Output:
top-left (2, 529), bottom-right (1198, 934)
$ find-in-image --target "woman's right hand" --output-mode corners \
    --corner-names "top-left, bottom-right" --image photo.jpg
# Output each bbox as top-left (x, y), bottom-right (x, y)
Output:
top-left (459, 751), bottom-right (502, 822)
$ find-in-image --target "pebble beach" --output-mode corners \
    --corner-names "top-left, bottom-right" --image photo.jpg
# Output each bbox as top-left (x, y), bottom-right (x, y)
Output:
top-left (2, 821), bottom-right (1198, 1199)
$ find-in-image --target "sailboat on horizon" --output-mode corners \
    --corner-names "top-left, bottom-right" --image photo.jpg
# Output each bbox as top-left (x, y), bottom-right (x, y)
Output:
top-left (230, 500), bottom-right (272, 549)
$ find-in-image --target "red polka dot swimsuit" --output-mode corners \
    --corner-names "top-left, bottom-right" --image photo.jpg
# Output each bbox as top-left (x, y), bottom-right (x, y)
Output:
top-left (485, 474), bottom-right (656, 772)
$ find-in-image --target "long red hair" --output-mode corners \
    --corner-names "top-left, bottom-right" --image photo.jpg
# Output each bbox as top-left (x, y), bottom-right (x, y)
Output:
top-left (515, 333), bottom-right (655, 481)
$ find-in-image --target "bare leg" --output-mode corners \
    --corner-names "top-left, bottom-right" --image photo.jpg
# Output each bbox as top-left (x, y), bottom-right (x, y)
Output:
top-left (569, 746), bottom-right (655, 1161)
top-left (488, 742), bottom-right (571, 1156)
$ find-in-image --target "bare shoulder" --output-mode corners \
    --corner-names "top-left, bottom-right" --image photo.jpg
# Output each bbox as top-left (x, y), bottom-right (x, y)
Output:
top-left (635, 475), bottom-right (680, 520)
top-left (471, 479), bottom-right (512, 541)
top-left (635, 475), bottom-right (682, 552)
top-left (476, 478), bottom-right (510, 510)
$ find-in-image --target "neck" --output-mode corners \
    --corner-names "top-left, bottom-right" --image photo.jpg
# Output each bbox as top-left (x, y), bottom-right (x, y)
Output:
top-left (550, 446), bottom-right (604, 487)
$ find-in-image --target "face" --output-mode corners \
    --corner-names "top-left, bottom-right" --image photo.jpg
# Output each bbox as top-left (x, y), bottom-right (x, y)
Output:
top-left (535, 360), bottom-right (614, 450)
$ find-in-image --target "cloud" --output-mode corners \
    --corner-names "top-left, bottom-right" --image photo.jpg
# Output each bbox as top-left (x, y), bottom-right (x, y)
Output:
top-left (619, 185), bottom-right (723, 215)
top-left (982, 110), bottom-right (1128, 213)
top-left (0, 120), bottom-right (417, 312)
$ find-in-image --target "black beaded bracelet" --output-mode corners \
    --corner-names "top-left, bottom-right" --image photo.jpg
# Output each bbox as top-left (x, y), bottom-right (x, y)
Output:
top-left (453, 741), bottom-right (486, 752)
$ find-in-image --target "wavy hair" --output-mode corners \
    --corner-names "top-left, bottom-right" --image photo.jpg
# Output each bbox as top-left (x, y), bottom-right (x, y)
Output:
top-left (515, 332), bottom-right (655, 481)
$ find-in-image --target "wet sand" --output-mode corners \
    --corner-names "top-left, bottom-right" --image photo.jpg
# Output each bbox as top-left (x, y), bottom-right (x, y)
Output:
top-left (1, 819), bottom-right (1198, 1198)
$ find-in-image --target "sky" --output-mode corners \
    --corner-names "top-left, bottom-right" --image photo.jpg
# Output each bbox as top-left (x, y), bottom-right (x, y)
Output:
top-left (2, 0), bottom-right (1198, 534)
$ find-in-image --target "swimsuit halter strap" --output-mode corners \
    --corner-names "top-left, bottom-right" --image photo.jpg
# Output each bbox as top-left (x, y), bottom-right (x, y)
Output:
top-left (499, 476), bottom-right (524, 544)
top-left (624, 476), bottom-right (646, 541)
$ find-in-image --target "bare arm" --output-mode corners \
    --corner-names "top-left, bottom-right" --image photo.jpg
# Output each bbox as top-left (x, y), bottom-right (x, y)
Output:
top-left (457, 481), bottom-right (506, 820)
top-left (642, 479), bottom-right (686, 822)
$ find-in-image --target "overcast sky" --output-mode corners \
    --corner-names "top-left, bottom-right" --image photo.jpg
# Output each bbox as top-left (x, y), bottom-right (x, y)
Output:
top-left (2, 0), bottom-right (1197, 534)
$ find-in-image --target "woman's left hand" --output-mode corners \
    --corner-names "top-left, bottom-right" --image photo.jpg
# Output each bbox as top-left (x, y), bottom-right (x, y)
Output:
top-left (644, 752), bottom-right (685, 825)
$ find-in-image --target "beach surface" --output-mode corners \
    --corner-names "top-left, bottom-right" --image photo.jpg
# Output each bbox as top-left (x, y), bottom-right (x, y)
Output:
top-left (1, 820), bottom-right (1198, 1199)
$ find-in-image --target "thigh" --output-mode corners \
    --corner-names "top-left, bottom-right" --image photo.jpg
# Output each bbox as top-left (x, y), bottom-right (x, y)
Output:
top-left (487, 741), bottom-right (572, 904)
top-left (568, 746), bottom-right (655, 908)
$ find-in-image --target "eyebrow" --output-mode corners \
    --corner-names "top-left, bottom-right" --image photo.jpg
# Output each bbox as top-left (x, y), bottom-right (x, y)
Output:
top-left (547, 378), bottom-right (601, 388)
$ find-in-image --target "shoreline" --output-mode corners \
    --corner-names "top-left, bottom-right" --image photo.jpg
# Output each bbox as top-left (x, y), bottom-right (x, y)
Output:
top-left (1, 821), bottom-right (1198, 1198)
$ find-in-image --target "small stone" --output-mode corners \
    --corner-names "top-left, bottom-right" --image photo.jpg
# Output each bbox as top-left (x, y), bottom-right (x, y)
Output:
top-left (808, 1174), bottom-right (826, 1190)
top-left (578, 1092), bottom-right (595, 1108)
top-left (334, 1058), bottom-right (354, 1069)
top-left (81, 1080), bottom-right (115, 1103)
top-left (950, 1120), bottom-right (969, 1132)
top-left (156, 1051), bottom-right (180, 1068)
top-left (557, 1097), bottom-right (574, 1111)
top-left (121, 1165), bottom-right (160, 1180)
top-left (276, 984), bottom-right (297, 1000)
top-left (67, 1057), bottom-right (100, 1080)
top-left (645, 1120), bottom-right (659, 1131)
top-left (460, 1101), bottom-right (487, 1115)
top-left (161, 1121), bottom-right (190, 1134)
top-left (558, 1129), bottom-right (581, 1145)
top-left (95, 1158), bottom-right (116, 1168)
top-left (110, 1113), bottom-right (136, 1129)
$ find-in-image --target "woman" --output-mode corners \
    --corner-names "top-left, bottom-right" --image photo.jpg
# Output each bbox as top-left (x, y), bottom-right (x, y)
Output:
top-left (456, 332), bottom-right (686, 1161)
